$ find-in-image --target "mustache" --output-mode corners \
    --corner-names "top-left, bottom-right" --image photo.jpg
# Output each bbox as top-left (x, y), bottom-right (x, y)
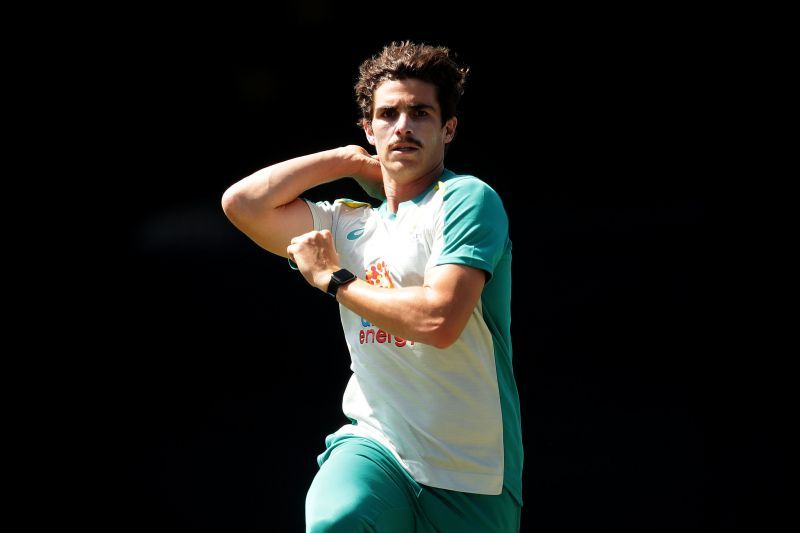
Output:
top-left (389, 137), bottom-right (423, 149)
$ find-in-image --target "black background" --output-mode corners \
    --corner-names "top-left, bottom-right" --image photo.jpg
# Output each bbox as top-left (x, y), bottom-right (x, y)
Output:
top-left (53, 5), bottom-right (784, 532)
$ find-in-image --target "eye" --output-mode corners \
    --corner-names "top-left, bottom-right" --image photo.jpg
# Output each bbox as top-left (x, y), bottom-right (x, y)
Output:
top-left (380, 109), bottom-right (396, 118)
top-left (414, 109), bottom-right (429, 117)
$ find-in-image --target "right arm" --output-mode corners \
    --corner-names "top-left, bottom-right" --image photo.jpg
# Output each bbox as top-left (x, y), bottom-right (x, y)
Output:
top-left (221, 146), bottom-right (381, 257)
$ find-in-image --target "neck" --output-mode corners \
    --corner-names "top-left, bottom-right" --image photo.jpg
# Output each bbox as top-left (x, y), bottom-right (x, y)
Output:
top-left (383, 163), bottom-right (444, 213)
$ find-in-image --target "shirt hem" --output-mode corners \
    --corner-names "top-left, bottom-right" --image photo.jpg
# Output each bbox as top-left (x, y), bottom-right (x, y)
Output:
top-left (334, 423), bottom-right (504, 496)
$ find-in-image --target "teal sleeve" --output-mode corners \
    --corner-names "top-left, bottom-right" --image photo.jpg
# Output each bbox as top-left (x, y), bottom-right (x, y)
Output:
top-left (436, 178), bottom-right (509, 278)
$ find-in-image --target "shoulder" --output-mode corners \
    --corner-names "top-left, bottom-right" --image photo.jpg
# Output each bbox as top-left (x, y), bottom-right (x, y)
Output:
top-left (333, 198), bottom-right (373, 210)
top-left (318, 198), bottom-right (374, 218)
top-left (304, 197), bottom-right (375, 232)
top-left (439, 171), bottom-right (499, 199)
top-left (438, 172), bottom-right (505, 214)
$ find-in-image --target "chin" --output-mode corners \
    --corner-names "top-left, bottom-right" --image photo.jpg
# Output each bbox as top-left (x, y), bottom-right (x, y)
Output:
top-left (386, 161), bottom-right (420, 177)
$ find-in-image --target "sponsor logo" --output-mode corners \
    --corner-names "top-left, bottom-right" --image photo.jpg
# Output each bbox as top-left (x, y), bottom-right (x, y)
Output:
top-left (356, 261), bottom-right (412, 346)
top-left (346, 228), bottom-right (365, 240)
top-left (358, 327), bottom-right (414, 347)
top-left (365, 260), bottom-right (394, 288)
top-left (357, 318), bottom-right (414, 347)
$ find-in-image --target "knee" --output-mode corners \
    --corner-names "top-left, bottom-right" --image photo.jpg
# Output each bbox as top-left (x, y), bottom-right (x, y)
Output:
top-left (306, 504), bottom-right (373, 532)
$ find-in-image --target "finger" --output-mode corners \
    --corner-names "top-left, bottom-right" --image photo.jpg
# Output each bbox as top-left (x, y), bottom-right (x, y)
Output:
top-left (293, 228), bottom-right (320, 242)
top-left (290, 232), bottom-right (311, 245)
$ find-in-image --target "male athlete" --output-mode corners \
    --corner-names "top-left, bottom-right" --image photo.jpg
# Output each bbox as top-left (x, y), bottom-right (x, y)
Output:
top-left (222, 41), bottom-right (523, 532)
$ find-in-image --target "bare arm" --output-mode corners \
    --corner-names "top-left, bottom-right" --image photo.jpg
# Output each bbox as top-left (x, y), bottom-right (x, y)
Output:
top-left (286, 230), bottom-right (485, 348)
top-left (221, 146), bottom-right (382, 257)
top-left (337, 264), bottom-right (485, 348)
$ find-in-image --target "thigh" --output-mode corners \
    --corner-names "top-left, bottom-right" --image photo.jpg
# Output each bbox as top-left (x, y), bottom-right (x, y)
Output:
top-left (416, 486), bottom-right (521, 533)
top-left (305, 434), bottom-right (417, 533)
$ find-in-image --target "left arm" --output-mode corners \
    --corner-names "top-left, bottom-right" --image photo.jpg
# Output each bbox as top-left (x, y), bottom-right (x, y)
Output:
top-left (286, 230), bottom-right (485, 349)
top-left (336, 264), bottom-right (485, 349)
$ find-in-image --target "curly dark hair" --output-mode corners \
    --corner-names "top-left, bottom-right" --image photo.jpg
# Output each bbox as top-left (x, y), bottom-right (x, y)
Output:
top-left (355, 41), bottom-right (469, 127)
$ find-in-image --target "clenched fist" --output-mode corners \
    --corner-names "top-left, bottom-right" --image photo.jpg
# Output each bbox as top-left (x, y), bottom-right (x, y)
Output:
top-left (287, 229), bottom-right (341, 292)
top-left (341, 145), bottom-right (384, 200)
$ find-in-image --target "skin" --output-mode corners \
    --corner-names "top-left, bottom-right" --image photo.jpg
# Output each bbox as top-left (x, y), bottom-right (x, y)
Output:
top-left (222, 78), bottom-right (486, 348)
top-left (364, 78), bottom-right (456, 213)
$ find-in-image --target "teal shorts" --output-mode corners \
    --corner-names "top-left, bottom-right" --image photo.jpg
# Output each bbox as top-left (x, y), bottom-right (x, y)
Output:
top-left (305, 433), bottom-right (521, 532)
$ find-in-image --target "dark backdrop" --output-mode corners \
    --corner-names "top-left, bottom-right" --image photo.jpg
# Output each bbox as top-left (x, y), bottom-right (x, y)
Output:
top-left (69, 7), bottom-right (778, 532)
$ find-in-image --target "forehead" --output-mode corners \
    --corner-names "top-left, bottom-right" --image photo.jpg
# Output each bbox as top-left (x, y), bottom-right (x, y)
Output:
top-left (373, 78), bottom-right (439, 111)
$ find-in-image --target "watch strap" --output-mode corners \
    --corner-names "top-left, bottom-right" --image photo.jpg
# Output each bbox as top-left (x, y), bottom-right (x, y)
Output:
top-left (326, 269), bottom-right (356, 297)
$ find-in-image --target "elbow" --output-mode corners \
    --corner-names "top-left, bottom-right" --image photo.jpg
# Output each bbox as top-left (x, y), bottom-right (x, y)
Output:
top-left (221, 186), bottom-right (248, 224)
top-left (221, 186), bottom-right (238, 219)
top-left (417, 297), bottom-right (468, 349)
top-left (426, 322), bottom-right (462, 349)
top-left (429, 333), bottom-right (457, 350)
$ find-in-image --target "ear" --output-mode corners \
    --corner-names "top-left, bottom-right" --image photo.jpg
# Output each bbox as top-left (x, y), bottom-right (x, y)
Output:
top-left (363, 120), bottom-right (376, 146)
top-left (443, 116), bottom-right (458, 143)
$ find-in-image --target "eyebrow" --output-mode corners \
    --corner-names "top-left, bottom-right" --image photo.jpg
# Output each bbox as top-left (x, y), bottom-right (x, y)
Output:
top-left (376, 103), bottom-right (437, 113)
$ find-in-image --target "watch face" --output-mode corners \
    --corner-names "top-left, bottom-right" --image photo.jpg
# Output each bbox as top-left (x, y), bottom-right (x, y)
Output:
top-left (334, 269), bottom-right (355, 283)
top-left (328, 269), bottom-right (355, 297)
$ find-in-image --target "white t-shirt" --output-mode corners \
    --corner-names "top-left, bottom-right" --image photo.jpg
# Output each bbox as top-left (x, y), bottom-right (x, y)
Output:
top-left (303, 169), bottom-right (522, 502)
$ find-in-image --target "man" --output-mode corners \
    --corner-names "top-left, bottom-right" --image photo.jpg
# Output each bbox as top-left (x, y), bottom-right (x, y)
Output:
top-left (222, 41), bottom-right (523, 532)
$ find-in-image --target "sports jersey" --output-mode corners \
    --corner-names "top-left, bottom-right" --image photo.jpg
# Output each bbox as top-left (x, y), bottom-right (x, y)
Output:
top-left (303, 168), bottom-right (522, 504)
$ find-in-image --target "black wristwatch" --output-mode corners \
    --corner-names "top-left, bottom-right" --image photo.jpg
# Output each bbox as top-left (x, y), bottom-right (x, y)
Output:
top-left (326, 268), bottom-right (356, 298)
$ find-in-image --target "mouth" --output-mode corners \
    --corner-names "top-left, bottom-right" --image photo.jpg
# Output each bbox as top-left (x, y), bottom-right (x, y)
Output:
top-left (389, 142), bottom-right (421, 154)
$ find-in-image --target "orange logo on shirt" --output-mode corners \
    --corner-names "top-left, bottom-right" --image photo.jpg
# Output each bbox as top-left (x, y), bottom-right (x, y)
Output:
top-left (365, 260), bottom-right (394, 288)
top-left (359, 261), bottom-right (413, 347)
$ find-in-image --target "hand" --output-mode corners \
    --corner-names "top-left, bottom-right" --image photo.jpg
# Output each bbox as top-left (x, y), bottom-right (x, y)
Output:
top-left (286, 230), bottom-right (340, 292)
top-left (341, 145), bottom-right (385, 200)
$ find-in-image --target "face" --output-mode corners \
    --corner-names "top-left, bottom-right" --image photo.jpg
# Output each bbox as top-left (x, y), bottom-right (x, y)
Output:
top-left (364, 78), bottom-right (457, 183)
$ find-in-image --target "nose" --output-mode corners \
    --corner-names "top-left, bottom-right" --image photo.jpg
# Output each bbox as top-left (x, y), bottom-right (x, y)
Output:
top-left (394, 112), bottom-right (412, 136)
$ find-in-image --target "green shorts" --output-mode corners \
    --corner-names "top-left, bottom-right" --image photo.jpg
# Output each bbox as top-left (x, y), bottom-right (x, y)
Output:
top-left (305, 433), bottom-right (521, 532)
